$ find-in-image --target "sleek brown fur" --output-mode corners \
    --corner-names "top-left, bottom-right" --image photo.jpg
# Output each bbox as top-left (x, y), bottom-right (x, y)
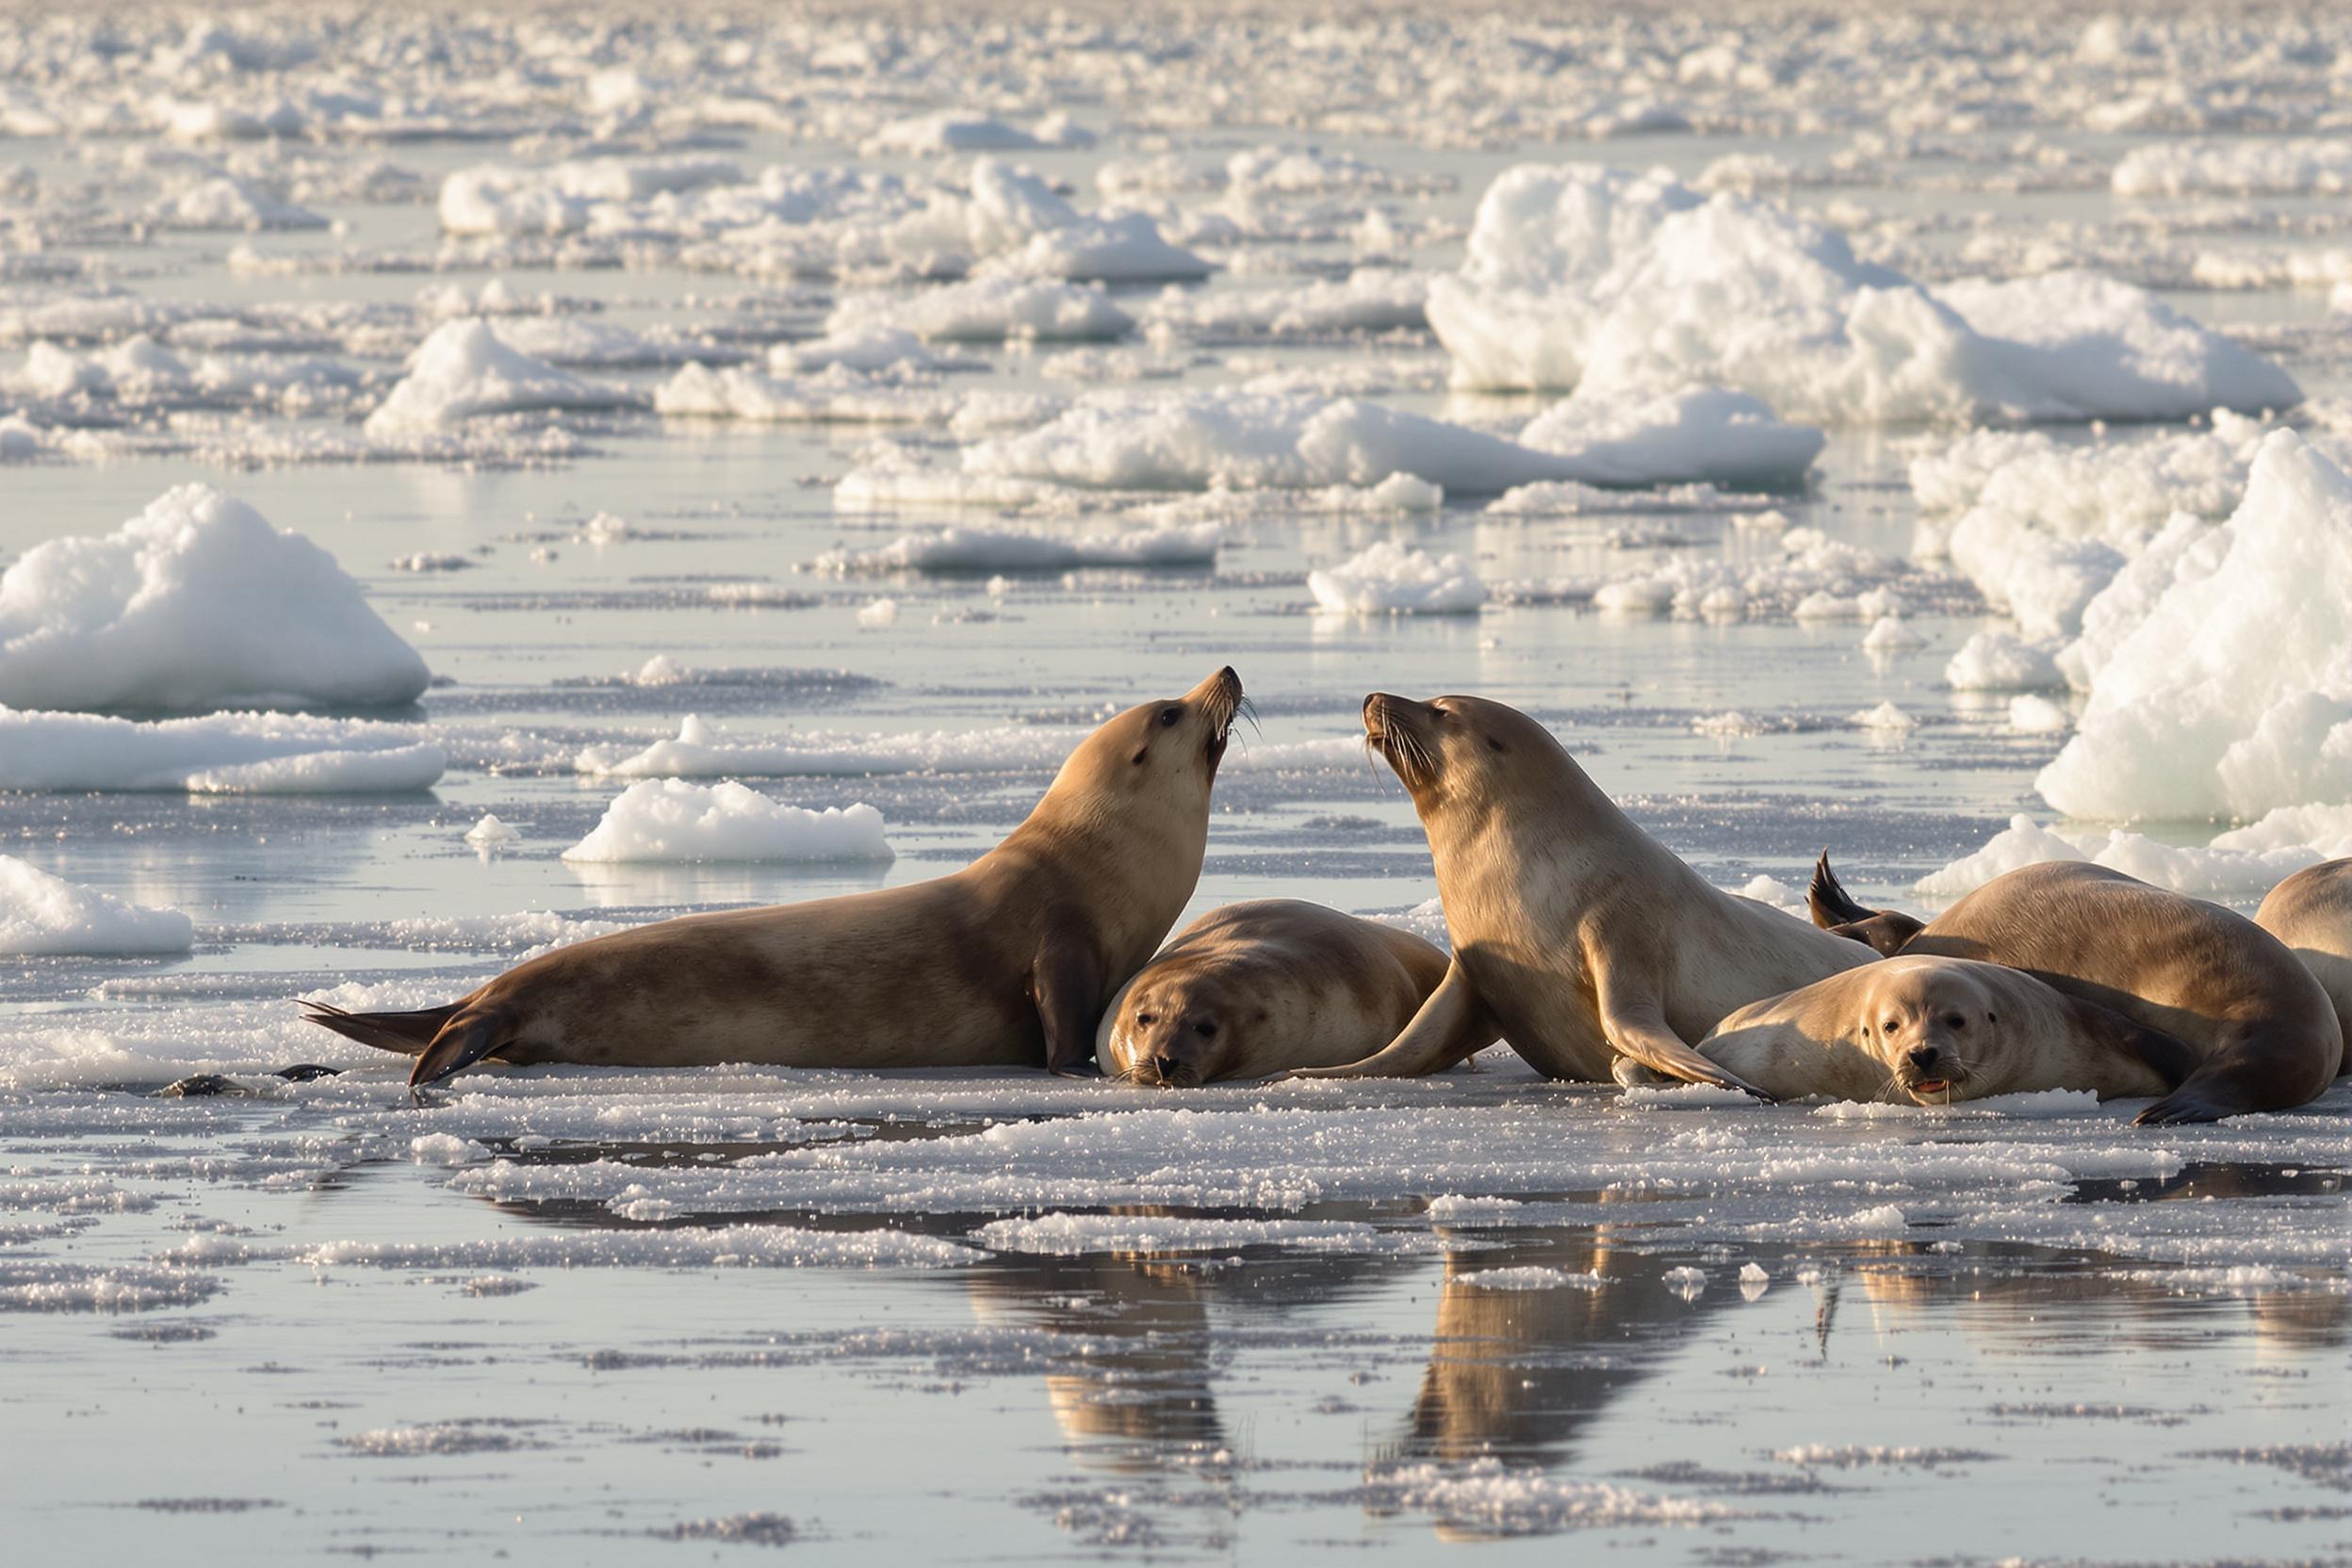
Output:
top-left (1808, 857), bottom-right (2343, 1123)
top-left (1285, 694), bottom-right (1875, 1091)
top-left (1098, 900), bottom-right (1492, 1085)
top-left (2257, 858), bottom-right (2352, 1055)
top-left (1694, 956), bottom-right (2197, 1105)
top-left (304, 667), bottom-right (1247, 1086)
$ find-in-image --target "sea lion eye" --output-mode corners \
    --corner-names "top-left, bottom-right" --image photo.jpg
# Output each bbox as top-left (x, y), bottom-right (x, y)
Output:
top-left (1884, 1019), bottom-right (1899, 1034)
top-left (1487, 738), bottom-right (1507, 753)
top-left (1159, 707), bottom-right (1182, 727)
top-left (1946, 1014), bottom-right (1965, 1028)
top-left (1195, 1021), bottom-right (1217, 1037)
top-left (1135, 1012), bottom-right (1156, 1025)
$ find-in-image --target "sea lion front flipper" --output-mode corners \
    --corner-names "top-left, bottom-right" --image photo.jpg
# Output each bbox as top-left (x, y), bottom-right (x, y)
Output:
top-left (1031, 925), bottom-right (1106, 1075)
top-left (1280, 956), bottom-right (1486, 1080)
top-left (409, 1009), bottom-right (512, 1089)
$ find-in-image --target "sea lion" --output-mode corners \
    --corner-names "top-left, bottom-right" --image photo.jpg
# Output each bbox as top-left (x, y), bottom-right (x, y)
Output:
top-left (1286, 694), bottom-right (1876, 1091)
top-left (1809, 857), bottom-right (2344, 1123)
top-left (2256, 858), bottom-right (2352, 1053)
top-left (1690, 955), bottom-right (2197, 1106)
top-left (1098, 900), bottom-right (1494, 1085)
top-left (303, 667), bottom-right (1247, 1086)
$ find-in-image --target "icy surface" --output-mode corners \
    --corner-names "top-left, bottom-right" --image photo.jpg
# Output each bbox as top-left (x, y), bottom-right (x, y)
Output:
top-left (563, 781), bottom-right (894, 864)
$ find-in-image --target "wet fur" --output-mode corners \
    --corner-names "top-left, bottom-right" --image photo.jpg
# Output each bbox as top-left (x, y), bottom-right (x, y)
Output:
top-left (1807, 856), bottom-right (2343, 1122)
top-left (303, 668), bottom-right (1247, 1086)
top-left (1098, 900), bottom-right (1489, 1084)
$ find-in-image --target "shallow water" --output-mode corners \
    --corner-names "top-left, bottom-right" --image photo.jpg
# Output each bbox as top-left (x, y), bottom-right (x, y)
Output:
top-left (4, 4), bottom-right (2350, 1560)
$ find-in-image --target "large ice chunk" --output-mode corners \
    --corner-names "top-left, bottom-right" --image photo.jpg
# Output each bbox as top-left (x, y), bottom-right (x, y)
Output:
top-left (0, 857), bottom-right (192, 956)
top-left (562, 780), bottom-right (896, 863)
top-left (0, 485), bottom-right (430, 711)
top-left (364, 319), bottom-right (640, 434)
top-left (0, 710), bottom-right (444, 792)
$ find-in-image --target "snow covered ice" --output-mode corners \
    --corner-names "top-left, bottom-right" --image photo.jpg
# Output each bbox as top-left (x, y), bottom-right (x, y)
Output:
top-left (1, 2), bottom-right (2346, 1562)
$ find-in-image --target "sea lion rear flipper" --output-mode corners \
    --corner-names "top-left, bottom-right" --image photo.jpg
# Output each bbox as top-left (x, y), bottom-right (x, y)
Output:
top-left (2133, 1023), bottom-right (2334, 1126)
top-left (409, 1009), bottom-right (512, 1088)
top-left (1281, 956), bottom-right (1487, 1080)
top-left (1031, 926), bottom-right (1106, 1075)
top-left (1807, 853), bottom-right (1925, 956)
top-left (300, 1000), bottom-right (460, 1056)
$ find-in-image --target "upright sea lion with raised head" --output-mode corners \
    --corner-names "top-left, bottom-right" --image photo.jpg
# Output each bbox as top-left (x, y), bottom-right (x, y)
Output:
top-left (303, 667), bottom-right (1247, 1086)
top-left (1286, 694), bottom-right (1876, 1090)
top-left (2256, 858), bottom-right (2352, 1051)
top-left (1687, 955), bottom-right (2197, 1106)
top-left (1099, 899), bottom-right (1494, 1085)
top-left (1809, 856), bottom-right (2344, 1122)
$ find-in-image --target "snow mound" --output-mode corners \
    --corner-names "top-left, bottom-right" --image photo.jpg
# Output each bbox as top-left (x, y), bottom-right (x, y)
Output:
top-left (808, 522), bottom-right (1218, 575)
top-left (0, 485), bottom-right (430, 711)
top-left (562, 781), bottom-right (895, 864)
top-left (652, 364), bottom-right (956, 425)
top-left (1917, 814), bottom-right (2324, 901)
top-left (365, 319), bottom-right (639, 434)
top-left (1430, 163), bottom-right (2298, 422)
top-left (1947, 630), bottom-right (2064, 692)
top-left (0, 710), bottom-right (444, 792)
top-left (1308, 542), bottom-right (1486, 614)
top-left (0, 858), bottom-right (192, 956)
top-left (437, 156), bottom-right (745, 235)
top-left (2037, 431), bottom-right (2352, 822)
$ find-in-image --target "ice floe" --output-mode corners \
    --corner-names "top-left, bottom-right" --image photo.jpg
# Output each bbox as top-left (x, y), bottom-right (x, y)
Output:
top-left (808, 522), bottom-right (1219, 575)
top-left (0, 858), bottom-right (192, 956)
top-left (0, 485), bottom-right (429, 711)
top-left (1308, 542), bottom-right (1486, 615)
top-left (0, 710), bottom-right (444, 792)
top-left (364, 319), bottom-right (640, 433)
top-left (562, 781), bottom-right (895, 864)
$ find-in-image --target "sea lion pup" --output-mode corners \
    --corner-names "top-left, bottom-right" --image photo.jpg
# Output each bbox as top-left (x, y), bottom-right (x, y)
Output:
top-left (1693, 956), bottom-right (2198, 1106)
top-left (1098, 900), bottom-right (1494, 1086)
top-left (1285, 694), bottom-right (1875, 1092)
top-left (302, 667), bottom-right (1247, 1087)
top-left (1808, 856), bottom-right (2344, 1123)
top-left (2256, 858), bottom-right (2352, 1054)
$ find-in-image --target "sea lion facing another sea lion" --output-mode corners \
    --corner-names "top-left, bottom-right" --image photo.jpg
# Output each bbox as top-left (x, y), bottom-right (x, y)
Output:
top-left (302, 666), bottom-right (1247, 1086)
top-left (1808, 856), bottom-right (2344, 1123)
top-left (1690, 955), bottom-right (2197, 1106)
top-left (1098, 899), bottom-right (1494, 1085)
top-left (2256, 858), bottom-right (2352, 1053)
top-left (1285, 694), bottom-right (1876, 1091)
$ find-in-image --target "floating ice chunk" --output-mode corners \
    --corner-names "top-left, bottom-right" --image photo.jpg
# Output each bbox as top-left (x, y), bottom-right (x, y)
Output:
top-left (463, 814), bottom-right (520, 857)
top-left (830, 276), bottom-right (1134, 342)
top-left (2038, 432), bottom-right (2352, 822)
top-left (2082, 832), bottom-right (2321, 897)
top-left (2009, 695), bottom-right (2072, 734)
top-left (561, 780), bottom-right (893, 864)
top-left (366, 319), bottom-right (638, 433)
top-left (0, 857), bottom-right (192, 956)
top-left (1861, 614), bottom-right (1925, 652)
top-left (0, 710), bottom-right (444, 792)
top-left (1916, 815), bottom-right (2093, 898)
top-left (2114, 139), bottom-right (2352, 198)
top-left (769, 325), bottom-right (966, 375)
top-left (808, 522), bottom-right (1219, 575)
top-left (1947, 630), bottom-right (2063, 691)
top-left (300, 1226), bottom-right (971, 1271)
top-left (1308, 542), bottom-right (1485, 614)
top-left (653, 363), bottom-right (956, 424)
top-left (151, 175), bottom-right (326, 232)
top-left (1517, 384), bottom-right (1823, 489)
top-left (856, 597), bottom-right (899, 628)
top-left (577, 716), bottom-right (1066, 779)
top-left (1848, 701), bottom-right (1916, 731)
top-left (1451, 1266), bottom-right (1605, 1291)
top-left (1661, 1266), bottom-right (1707, 1298)
top-left (1431, 163), bottom-right (2297, 422)
top-left (408, 1134), bottom-right (491, 1166)
top-left (438, 156), bottom-right (744, 235)
top-left (2212, 805), bottom-right (2352, 859)
top-left (1141, 270), bottom-right (1433, 338)
top-left (972, 1213), bottom-right (1417, 1256)
top-left (865, 112), bottom-right (1049, 155)
top-left (0, 485), bottom-right (429, 711)
top-left (965, 389), bottom-right (1678, 495)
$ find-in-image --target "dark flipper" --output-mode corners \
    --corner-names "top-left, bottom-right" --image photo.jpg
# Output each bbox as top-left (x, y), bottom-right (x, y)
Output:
top-left (409, 1009), bottom-right (514, 1088)
top-left (300, 1001), bottom-right (459, 1056)
top-left (1807, 853), bottom-right (1927, 956)
top-left (1030, 921), bottom-right (1106, 1075)
top-left (2134, 1027), bottom-right (2330, 1125)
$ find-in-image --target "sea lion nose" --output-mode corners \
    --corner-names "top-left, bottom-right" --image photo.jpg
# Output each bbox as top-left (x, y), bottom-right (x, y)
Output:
top-left (1907, 1046), bottom-right (1937, 1069)
top-left (1152, 1054), bottom-right (1179, 1080)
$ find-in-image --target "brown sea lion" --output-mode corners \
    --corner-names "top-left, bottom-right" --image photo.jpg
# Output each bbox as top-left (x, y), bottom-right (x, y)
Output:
top-left (302, 667), bottom-right (1247, 1086)
top-left (2256, 858), bottom-right (2352, 1053)
top-left (1286, 694), bottom-right (1875, 1091)
top-left (1098, 899), bottom-right (1493, 1085)
top-left (1809, 856), bottom-right (2343, 1123)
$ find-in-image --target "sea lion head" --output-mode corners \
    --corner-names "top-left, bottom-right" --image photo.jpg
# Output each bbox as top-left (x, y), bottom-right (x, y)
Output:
top-left (1855, 959), bottom-right (2003, 1104)
top-left (1050, 666), bottom-right (1247, 813)
top-left (1102, 960), bottom-right (1260, 1086)
top-left (1361, 692), bottom-right (1561, 817)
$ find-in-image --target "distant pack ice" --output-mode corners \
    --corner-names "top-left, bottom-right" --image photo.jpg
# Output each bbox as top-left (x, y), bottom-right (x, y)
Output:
top-left (1431, 164), bottom-right (2301, 424)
